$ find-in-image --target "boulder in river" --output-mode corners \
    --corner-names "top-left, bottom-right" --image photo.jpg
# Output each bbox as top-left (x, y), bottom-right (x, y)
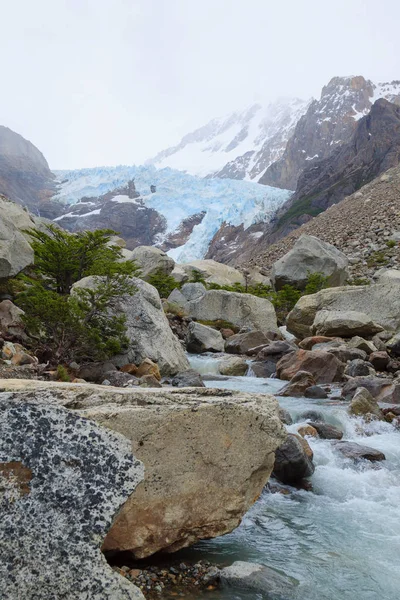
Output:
top-left (342, 377), bottom-right (400, 404)
top-left (276, 349), bottom-right (345, 383)
top-left (0, 380), bottom-right (286, 558)
top-left (0, 395), bottom-right (145, 600)
top-left (171, 369), bottom-right (205, 387)
top-left (218, 356), bottom-right (248, 376)
top-left (219, 561), bottom-right (298, 597)
top-left (273, 433), bottom-right (315, 484)
top-left (186, 321), bottom-right (225, 353)
top-left (332, 440), bottom-right (386, 462)
top-left (349, 387), bottom-right (384, 419)
top-left (308, 422), bottom-right (343, 439)
top-left (225, 330), bottom-right (271, 355)
top-left (277, 370), bottom-right (316, 397)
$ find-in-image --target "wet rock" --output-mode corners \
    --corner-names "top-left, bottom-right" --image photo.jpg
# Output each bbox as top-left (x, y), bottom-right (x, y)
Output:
top-left (273, 433), bottom-right (315, 484)
top-left (139, 374), bottom-right (162, 388)
top-left (249, 360), bottom-right (277, 378)
top-left (332, 440), bottom-right (386, 462)
top-left (0, 396), bottom-right (145, 600)
top-left (308, 422), bottom-right (343, 439)
top-left (276, 349), bottom-right (344, 383)
top-left (304, 385), bottom-right (328, 399)
top-left (225, 331), bottom-right (271, 355)
top-left (345, 359), bottom-right (373, 377)
top-left (298, 424), bottom-right (318, 438)
top-left (171, 369), bottom-right (205, 387)
top-left (278, 407), bottom-right (293, 425)
top-left (277, 370), bottom-right (316, 397)
top-left (102, 371), bottom-right (140, 387)
top-left (298, 410), bottom-right (325, 423)
top-left (219, 561), bottom-right (298, 597)
top-left (218, 356), bottom-right (248, 376)
top-left (256, 340), bottom-right (296, 361)
top-left (349, 387), bottom-right (384, 419)
top-left (186, 322), bottom-right (225, 353)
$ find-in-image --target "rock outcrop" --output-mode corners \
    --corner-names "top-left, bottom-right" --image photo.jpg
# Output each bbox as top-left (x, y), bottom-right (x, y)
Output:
top-left (0, 394), bottom-right (145, 599)
top-left (271, 235), bottom-right (348, 290)
top-left (73, 277), bottom-right (189, 376)
top-left (0, 201), bottom-right (34, 280)
top-left (0, 126), bottom-right (58, 218)
top-left (286, 281), bottom-right (400, 339)
top-left (0, 380), bottom-right (286, 559)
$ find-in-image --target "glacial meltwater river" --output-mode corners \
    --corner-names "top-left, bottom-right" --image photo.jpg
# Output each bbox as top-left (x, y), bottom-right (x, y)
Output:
top-left (180, 355), bottom-right (400, 600)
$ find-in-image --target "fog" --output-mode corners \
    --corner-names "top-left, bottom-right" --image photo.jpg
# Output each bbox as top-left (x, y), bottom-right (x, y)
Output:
top-left (1, 0), bottom-right (399, 168)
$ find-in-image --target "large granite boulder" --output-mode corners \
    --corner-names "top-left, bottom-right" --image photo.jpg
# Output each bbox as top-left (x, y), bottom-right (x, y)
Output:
top-left (186, 322), bottom-right (225, 353)
top-left (0, 204), bottom-right (34, 280)
top-left (312, 310), bottom-right (383, 337)
top-left (176, 283), bottom-right (279, 334)
top-left (0, 394), bottom-right (145, 600)
top-left (130, 245), bottom-right (175, 280)
top-left (73, 277), bottom-right (189, 376)
top-left (271, 235), bottom-right (348, 291)
top-left (0, 380), bottom-right (286, 559)
top-left (287, 280), bottom-right (400, 339)
top-left (276, 349), bottom-right (344, 383)
top-left (173, 259), bottom-right (245, 287)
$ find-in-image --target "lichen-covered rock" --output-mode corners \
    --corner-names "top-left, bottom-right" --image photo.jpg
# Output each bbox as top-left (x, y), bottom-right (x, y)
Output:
top-left (0, 380), bottom-right (286, 559)
top-left (0, 396), bottom-right (145, 600)
top-left (0, 210), bottom-right (34, 280)
top-left (130, 246), bottom-right (175, 280)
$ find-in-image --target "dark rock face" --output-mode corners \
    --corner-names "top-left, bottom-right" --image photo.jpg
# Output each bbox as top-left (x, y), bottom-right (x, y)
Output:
top-left (308, 422), bottom-right (343, 440)
top-left (0, 397), bottom-right (144, 599)
top-left (56, 180), bottom-right (167, 250)
top-left (332, 441), bottom-right (385, 462)
top-left (261, 77), bottom-right (400, 191)
top-left (160, 211), bottom-right (206, 251)
top-left (171, 369), bottom-right (205, 388)
top-left (0, 126), bottom-right (58, 218)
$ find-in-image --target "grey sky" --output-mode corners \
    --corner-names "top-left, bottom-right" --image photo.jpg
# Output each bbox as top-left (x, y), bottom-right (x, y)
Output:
top-left (1, 0), bottom-right (399, 169)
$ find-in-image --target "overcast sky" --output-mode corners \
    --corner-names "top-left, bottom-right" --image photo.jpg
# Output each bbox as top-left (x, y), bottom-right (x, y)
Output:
top-left (1, 0), bottom-right (399, 169)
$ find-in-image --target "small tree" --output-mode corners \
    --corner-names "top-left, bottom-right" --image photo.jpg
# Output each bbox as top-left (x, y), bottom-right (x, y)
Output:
top-left (147, 269), bottom-right (180, 299)
top-left (16, 226), bottom-right (138, 364)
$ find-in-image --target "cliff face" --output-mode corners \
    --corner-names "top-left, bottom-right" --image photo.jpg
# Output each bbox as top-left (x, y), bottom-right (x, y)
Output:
top-left (260, 77), bottom-right (400, 190)
top-left (0, 126), bottom-right (59, 218)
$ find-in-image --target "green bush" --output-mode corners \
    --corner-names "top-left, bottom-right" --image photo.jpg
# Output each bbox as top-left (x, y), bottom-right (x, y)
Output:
top-left (188, 270), bottom-right (207, 284)
top-left (56, 365), bottom-right (71, 382)
top-left (147, 270), bottom-right (181, 298)
top-left (386, 240), bottom-right (397, 248)
top-left (15, 226), bottom-right (137, 365)
top-left (304, 271), bottom-right (329, 295)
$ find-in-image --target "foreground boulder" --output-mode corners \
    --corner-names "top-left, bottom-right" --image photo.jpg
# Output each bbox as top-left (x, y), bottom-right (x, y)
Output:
top-left (271, 235), bottom-right (348, 291)
top-left (0, 395), bottom-right (145, 599)
top-left (175, 283), bottom-right (279, 334)
top-left (130, 245), bottom-right (175, 280)
top-left (276, 349), bottom-right (344, 383)
top-left (287, 281), bottom-right (400, 339)
top-left (219, 561), bottom-right (298, 597)
top-left (186, 322), bottom-right (225, 353)
top-left (1, 380), bottom-right (286, 558)
top-left (73, 277), bottom-right (189, 376)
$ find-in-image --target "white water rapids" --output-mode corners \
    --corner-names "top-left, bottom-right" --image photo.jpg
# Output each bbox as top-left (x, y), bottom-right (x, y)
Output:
top-left (180, 359), bottom-right (400, 600)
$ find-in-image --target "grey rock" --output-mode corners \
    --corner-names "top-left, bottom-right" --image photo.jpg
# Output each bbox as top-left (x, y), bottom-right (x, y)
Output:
top-left (271, 235), bottom-right (348, 291)
top-left (102, 371), bottom-right (140, 387)
top-left (308, 422), bottom-right (343, 439)
top-left (171, 369), bottom-right (205, 387)
top-left (130, 245), bottom-right (175, 281)
top-left (342, 377), bottom-right (400, 403)
top-left (78, 361), bottom-right (117, 383)
top-left (219, 561), bottom-right (298, 598)
top-left (225, 331), bottom-right (271, 355)
top-left (73, 277), bottom-right (189, 376)
top-left (0, 397), bottom-right (145, 600)
top-left (332, 440), bottom-right (386, 462)
top-left (218, 356), bottom-right (248, 376)
top-left (349, 387), bottom-right (384, 419)
top-left (278, 407), bottom-right (293, 425)
top-left (304, 385), bottom-right (328, 399)
top-left (186, 322), bottom-right (225, 353)
top-left (249, 360), bottom-right (277, 378)
top-left (312, 310), bottom-right (383, 337)
top-left (0, 206), bottom-right (34, 280)
top-left (277, 370), bottom-right (316, 397)
top-left (345, 359), bottom-right (373, 378)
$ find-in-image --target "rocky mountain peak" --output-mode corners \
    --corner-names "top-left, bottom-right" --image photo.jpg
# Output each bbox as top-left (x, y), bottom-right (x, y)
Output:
top-left (260, 76), bottom-right (400, 190)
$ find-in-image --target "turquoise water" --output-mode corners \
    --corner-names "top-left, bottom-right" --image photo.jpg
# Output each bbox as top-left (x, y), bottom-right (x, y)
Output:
top-left (180, 368), bottom-right (400, 600)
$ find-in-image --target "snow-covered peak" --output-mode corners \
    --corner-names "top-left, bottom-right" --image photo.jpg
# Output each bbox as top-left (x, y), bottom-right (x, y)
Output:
top-left (147, 97), bottom-right (309, 181)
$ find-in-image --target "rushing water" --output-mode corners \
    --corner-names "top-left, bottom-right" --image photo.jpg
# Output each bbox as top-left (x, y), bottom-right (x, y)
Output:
top-left (181, 359), bottom-right (400, 600)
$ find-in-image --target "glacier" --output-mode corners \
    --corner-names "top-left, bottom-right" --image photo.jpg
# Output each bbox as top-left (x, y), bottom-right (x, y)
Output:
top-left (54, 164), bottom-right (291, 262)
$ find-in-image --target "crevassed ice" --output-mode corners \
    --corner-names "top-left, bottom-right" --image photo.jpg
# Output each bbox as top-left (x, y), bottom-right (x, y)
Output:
top-left (54, 165), bottom-right (291, 262)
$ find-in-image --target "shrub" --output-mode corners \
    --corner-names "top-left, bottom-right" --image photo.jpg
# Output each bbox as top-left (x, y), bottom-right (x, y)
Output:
top-left (304, 271), bottom-right (329, 295)
top-left (15, 226), bottom-right (137, 365)
top-left (347, 277), bottom-right (371, 286)
top-left (386, 239), bottom-right (397, 248)
top-left (147, 270), bottom-right (181, 298)
top-left (188, 270), bottom-right (207, 284)
top-left (56, 365), bottom-right (71, 382)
